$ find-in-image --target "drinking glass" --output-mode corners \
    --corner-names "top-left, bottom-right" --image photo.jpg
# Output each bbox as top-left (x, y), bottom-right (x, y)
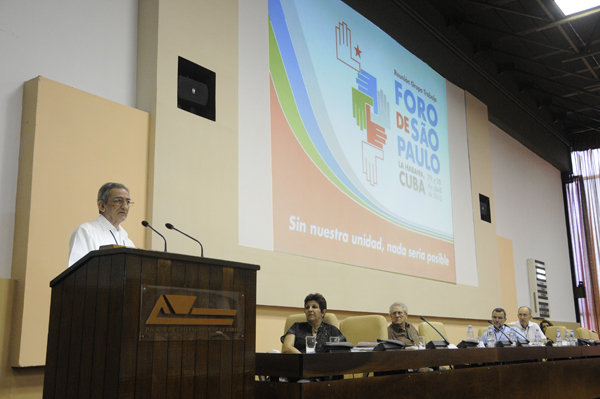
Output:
top-left (305, 336), bottom-right (316, 353)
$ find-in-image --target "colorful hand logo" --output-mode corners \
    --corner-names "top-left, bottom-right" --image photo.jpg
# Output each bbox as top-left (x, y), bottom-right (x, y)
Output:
top-left (340, 23), bottom-right (388, 187)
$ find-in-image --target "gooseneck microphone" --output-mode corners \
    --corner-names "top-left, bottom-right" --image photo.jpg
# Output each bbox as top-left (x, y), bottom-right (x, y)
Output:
top-left (420, 316), bottom-right (450, 348)
top-left (487, 320), bottom-right (514, 346)
top-left (511, 327), bottom-right (530, 343)
top-left (165, 223), bottom-right (204, 257)
top-left (141, 221), bottom-right (167, 252)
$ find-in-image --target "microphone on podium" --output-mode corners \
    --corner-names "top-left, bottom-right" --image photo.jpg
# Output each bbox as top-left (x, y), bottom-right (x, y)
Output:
top-left (141, 220), bottom-right (167, 252)
top-left (165, 223), bottom-right (204, 257)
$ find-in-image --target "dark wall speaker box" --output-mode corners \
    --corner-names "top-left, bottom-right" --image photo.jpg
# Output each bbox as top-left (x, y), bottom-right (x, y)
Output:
top-left (479, 194), bottom-right (491, 223)
top-left (177, 56), bottom-right (216, 121)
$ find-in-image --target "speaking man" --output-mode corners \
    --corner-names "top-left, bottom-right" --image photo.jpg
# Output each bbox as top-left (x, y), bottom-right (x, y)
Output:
top-left (68, 182), bottom-right (136, 266)
top-left (508, 306), bottom-right (543, 342)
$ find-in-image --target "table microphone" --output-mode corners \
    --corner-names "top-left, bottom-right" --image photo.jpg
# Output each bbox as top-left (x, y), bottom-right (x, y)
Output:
top-left (141, 221), bottom-right (167, 252)
top-left (487, 320), bottom-right (514, 346)
top-left (420, 317), bottom-right (450, 348)
top-left (165, 223), bottom-right (204, 257)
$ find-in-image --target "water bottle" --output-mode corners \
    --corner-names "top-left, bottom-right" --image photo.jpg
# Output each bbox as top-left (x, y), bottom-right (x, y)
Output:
top-left (487, 326), bottom-right (496, 347)
top-left (534, 331), bottom-right (542, 346)
top-left (556, 328), bottom-right (562, 346)
top-left (570, 330), bottom-right (576, 346)
top-left (467, 325), bottom-right (474, 340)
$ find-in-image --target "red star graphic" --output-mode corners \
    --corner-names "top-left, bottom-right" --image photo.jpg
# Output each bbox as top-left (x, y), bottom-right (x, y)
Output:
top-left (355, 45), bottom-right (362, 58)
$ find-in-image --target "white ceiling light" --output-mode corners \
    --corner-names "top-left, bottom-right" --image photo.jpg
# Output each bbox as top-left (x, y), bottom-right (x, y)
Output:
top-left (555, 0), bottom-right (600, 16)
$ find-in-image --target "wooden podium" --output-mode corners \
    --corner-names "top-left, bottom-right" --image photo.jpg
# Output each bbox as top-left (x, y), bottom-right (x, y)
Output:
top-left (43, 248), bottom-right (259, 399)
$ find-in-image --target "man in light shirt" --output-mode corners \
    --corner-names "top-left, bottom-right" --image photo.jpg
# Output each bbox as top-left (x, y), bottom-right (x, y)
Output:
top-left (482, 308), bottom-right (516, 345)
top-left (508, 306), bottom-right (543, 342)
top-left (68, 182), bottom-right (135, 266)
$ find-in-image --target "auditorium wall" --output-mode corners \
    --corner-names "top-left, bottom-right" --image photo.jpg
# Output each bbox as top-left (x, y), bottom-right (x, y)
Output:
top-left (0, 0), bottom-right (139, 280)
top-left (139, 0), bottom-right (573, 322)
top-left (490, 124), bottom-right (573, 319)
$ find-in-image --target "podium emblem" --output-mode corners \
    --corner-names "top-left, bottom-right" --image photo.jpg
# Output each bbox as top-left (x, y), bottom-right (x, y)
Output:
top-left (146, 294), bottom-right (237, 325)
top-left (140, 285), bottom-right (244, 341)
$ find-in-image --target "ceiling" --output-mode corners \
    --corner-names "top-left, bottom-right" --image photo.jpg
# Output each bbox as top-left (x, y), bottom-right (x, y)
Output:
top-left (426, 0), bottom-right (600, 141)
top-left (346, 0), bottom-right (600, 171)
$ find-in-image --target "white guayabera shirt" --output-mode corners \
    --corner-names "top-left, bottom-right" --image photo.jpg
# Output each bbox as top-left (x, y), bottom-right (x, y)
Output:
top-left (68, 215), bottom-right (135, 266)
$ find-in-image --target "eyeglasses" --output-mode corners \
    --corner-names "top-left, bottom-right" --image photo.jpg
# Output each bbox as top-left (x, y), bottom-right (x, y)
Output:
top-left (110, 197), bottom-right (134, 207)
top-left (391, 311), bottom-right (406, 316)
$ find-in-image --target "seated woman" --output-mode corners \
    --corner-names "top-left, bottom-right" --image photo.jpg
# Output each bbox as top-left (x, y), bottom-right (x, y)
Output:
top-left (281, 293), bottom-right (346, 353)
top-left (539, 319), bottom-right (553, 338)
top-left (387, 302), bottom-right (419, 347)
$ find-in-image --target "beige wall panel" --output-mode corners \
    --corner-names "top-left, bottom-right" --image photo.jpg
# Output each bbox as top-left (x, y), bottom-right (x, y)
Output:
top-left (464, 92), bottom-right (503, 304)
top-left (143, 0), bottom-right (240, 259)
top-left (0, 279), bottom-right (44, 398)
top-left (11, 76), bottom-right (149, 366)
top-left (498, 235), bottom-right (518, 317)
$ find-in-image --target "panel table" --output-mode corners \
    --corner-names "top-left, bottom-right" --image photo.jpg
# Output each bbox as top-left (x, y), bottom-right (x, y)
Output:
top-left (256, 346), bottom-right (600, 399)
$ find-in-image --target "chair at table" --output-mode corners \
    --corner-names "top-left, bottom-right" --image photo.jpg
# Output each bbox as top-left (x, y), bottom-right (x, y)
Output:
top-left (478, 327), bottom-right (488, 338)
top-left (590, 330), bottom-right (599, 340)
top-left (339, 315), bottom-right (388, 345)
top-left (419, 321), bottom-right (449, 346)
top-left (282, 312), bottom-right (339, 334)
top-left (340, 315), bottom-right (388, 378)
top-left (544, 326), bottom-right (567, 343)
top-left (575, 327), bottom-right (591, 339)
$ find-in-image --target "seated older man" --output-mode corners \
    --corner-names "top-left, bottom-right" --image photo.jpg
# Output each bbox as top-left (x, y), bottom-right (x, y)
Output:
top-left (68, 182), bottom-right (135, 266)
top-left (508, 306), bottom-right (543, 342)
top-left (387, 302), bottom-right (419, 347)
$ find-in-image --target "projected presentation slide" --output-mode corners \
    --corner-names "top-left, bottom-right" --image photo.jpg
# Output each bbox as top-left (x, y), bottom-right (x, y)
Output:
top-left (268, 0), bottom-right (455, 282)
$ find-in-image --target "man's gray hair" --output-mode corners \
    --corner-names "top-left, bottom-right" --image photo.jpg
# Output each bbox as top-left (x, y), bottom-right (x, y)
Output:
top-left (389, 302), bottom-right (408, 315)
top-left (518, 306), bottom-right (532, 315)
top-left (97, 183), bottom-right (129, 211)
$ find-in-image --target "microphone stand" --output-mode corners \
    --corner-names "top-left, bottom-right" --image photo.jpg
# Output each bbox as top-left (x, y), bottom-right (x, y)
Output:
top-left (420, 317), bottom-right (450, 349)
top-left (165, 223), bottom-right (204, 257)
top-left (510, 326), bottom-right (531, 346)
top-left (141, 221), bottom-right (167, 252)
top-left (487, 321), bottom-right (514, 347)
